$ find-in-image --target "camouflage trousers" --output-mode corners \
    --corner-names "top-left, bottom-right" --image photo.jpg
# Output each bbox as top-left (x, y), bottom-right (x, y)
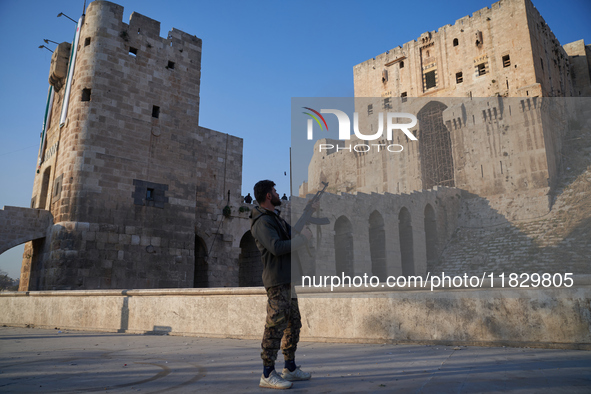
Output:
top-left (261, 283), bottom-right (302, 366)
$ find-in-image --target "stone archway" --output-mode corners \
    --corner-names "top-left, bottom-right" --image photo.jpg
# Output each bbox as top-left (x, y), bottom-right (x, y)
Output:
top-left (424, 204), bottom-right (438, 266)
top-left (369, 210), bottom-right (386, 281)
top-left (398, 207), bottom-right (414, 276)
top-left (239, 231), bottom-right (262, 287)
top-left (334, 216), bottom-right (354, 276)
top-left (194, 235), bottom-right (208, 288)
top-left (417, 101), bottom-right (454, 189)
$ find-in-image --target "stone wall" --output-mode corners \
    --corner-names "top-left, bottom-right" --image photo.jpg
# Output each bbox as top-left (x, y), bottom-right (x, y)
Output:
top-left (19, 1), bottom-right (250, 291)
top-left (2, 281), bottom-right (591, 349)
top-left (564, 39), bottom-right (591, 97)
top-left (290, 186), bottom-right (461, 279)
top-left (353, 0), bottom-right (573, 100)
top-left (305, 97), bottom-right (576, 221)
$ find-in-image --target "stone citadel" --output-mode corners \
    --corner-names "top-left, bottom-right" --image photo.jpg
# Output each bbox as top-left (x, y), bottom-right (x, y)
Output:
top-left (0, 0), bottom-right (588, 290)
top-left (298, 0), bottom-right (590, 280)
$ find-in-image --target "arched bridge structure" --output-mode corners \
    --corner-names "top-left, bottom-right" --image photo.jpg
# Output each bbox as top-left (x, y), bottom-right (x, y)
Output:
top-left (0, 206), bottom-right (53, 255)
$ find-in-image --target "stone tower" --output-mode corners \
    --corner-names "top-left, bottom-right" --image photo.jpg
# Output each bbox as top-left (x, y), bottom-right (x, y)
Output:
top-left (20, 1), bottom-right (251, 290)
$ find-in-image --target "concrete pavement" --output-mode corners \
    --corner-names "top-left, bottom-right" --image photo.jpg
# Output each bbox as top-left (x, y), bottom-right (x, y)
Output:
top-left (1, 327), bottom-right (590, 393)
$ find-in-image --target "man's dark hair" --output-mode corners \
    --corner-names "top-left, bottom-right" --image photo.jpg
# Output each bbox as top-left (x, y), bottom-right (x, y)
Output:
top-left (254, 180), bottom-right (275, 204)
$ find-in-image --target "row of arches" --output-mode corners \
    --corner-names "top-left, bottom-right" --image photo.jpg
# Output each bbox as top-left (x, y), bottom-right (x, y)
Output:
top-left (194, 231), bottom-right (264, 288)
top-left (334, 204), bottom-right (438, 280)
top-left (193, 203), bottom-right (440, 287)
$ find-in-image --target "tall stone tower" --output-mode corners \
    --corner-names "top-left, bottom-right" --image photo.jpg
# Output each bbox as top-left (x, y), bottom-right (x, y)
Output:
top-left (20, 1), bottom-right (248, 290)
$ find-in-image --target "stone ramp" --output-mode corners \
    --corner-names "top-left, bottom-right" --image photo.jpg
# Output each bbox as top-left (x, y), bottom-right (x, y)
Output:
top-left (433, 118), bottom-right (591, 276)
top-left (0, 206), bottom-right (52, 255)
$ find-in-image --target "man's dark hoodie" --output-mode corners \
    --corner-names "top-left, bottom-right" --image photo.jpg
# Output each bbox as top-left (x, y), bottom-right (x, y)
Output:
top-left (250, 206), bottom-right (308, 288)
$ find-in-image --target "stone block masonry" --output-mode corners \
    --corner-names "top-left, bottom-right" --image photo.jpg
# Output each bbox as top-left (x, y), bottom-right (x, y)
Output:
top-left (2, 281), bottom-right (591, 349)
top-left (19, 1), bottom-right (251, 291)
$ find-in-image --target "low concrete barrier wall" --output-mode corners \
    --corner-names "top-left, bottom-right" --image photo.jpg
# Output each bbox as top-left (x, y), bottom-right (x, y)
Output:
top-left (1, 278), bottom-right (590, 350)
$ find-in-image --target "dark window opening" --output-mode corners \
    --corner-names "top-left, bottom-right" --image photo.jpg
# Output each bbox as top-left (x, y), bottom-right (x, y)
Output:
top-left (39, 167), bottom-right (51, 209)
top-left (456, 72), bottom-right (463, 84)
top-left (424, 70), bottom-right (437, 89)
top-left (540, 58), bottom-right (544, 71)
top-left (502, 55), bottom-right (511, 68)
top-left (475, 31), bottom-right (483, 47)
top-left (401, 92), bottom-right (408, 103)
top-left (398, 208), bottom-right (414, 276)
top-left (133, 179), bottom-right (168, 209)
top-left (383, 97), bottom-right (392, 109)
top-left (152, 105), bottom-right (160, 118)
top-left (368, 104), bottom-right (373, 115)
top-left (334, 216), bottom-right (354, 277)
top-left (369, 211), bottom-right (387, 281)
top-left (167, 60), bottom-right (175, 70)
top-left (453, 38), bottom-right (459, 47)
top-left (399, 61), bottom-right (404, 69)
top-left (81, 88), bottom-right (91, 102)
top-left (424, 204), bottom-right (438, 266)
top-left (84, 37), bottom-right (91, 47)
top-left (129, 47), bottom-right (138, 56)
top-left (477, 62), bottom-right (487, 76)
top-left (194, 236), bottom-right (209, 288)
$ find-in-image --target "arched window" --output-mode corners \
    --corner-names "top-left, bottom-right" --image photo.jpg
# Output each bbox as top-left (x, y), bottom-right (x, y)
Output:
top-left (38, 167), bottom-right (52, 210)
top-left (369, 211), bottom-right (386, 281)
top-left (453, 38), bottom-right (459, 47)
top-left (398, 207), bottom-right (414, 276)
top-left (334, 216), bottom-right (354, 276)
top-left (194, 235), bottom-right (208, 288)
top-left (424, 204), bottom-right (438, 267)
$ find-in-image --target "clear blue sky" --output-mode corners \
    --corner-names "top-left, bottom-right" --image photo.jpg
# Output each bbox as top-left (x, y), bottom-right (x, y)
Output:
top-left (0, 0), bottom-right (589, 279)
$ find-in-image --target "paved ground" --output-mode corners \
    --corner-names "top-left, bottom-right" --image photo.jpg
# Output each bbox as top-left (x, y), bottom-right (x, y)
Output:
top-left (1, 327), bottom-right (590, 393)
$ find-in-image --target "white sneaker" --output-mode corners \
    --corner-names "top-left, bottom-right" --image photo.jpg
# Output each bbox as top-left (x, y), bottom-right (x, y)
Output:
top-left (259, 370), bottom-right (293, 389)
top-left (281, 366), bottom-right (311, 381)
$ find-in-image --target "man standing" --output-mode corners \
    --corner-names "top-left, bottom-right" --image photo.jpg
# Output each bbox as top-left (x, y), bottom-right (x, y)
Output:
top-left (250, 180), bottom-right (313, 389)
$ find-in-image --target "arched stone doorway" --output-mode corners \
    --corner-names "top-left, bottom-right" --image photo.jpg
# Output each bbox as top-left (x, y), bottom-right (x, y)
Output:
top-left (424, 204), bottom-right (438, 266)
top-left (38, 167), bottom-right (51, 209)
top-left (417, 101), bottom-right (454, 190)
top-left (369, 210), bottom-right (386, 281)
top-left (334, 216), bottom-right (354, 276)
top-left (398, 207), bottom-right (414, 276)
top-left (194, 235), bottom-right (208, 288)
top-left (239, 231), bottom-right (263, 287)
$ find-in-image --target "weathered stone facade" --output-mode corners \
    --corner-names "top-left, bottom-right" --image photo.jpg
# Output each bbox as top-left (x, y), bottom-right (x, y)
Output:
top-left (303, 0), bottom-right (590, 219)
top-left (297, 0), bottom-right (591, 279)
top-left (19, 1), bottom-right (257, 291)
top-left (289, 187), bottom-right (461, 278)
top-left (353, 0), bottom-right (583, 99)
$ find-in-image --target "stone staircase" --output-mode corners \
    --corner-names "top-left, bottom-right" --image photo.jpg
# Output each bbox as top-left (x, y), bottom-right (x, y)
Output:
top-left (432, 102), bottom-right (591, 276)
